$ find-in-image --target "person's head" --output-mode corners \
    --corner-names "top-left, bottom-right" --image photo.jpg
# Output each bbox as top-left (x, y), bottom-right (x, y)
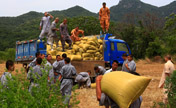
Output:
top-left (44, 12), bottom-right (48, 16)
top-left (94, 66), bottom-right (100, 73)
top-left (87, 70), bottom-right (91, 75)
top-left (41, 54), bottom-right (45, 59)
top-left (36, 58), bottom-right (42, 65)
top-left (63, 18), bottom-right (67, 24)
top-left (55, 17), bottom-right (59, 23)
top-left (64, 57), bottom-right (70, 64)
top-left (122, 53), bottom-right (128, 60)
top-left (62, 53), bottom-right (67, 59)
top-left (36, 52), bottom-right (41, 58)
top-left (56, 55), bottom-right (61, 61)
top-left (112, 60), bottom-right (119, 71)
top-left (75, 26), bottom-right (79, 31)
top-left (46, 54), bottom-right (52, 62)
top-left (102, 2), bottom-right (106, 8)
top-left (127, 55), bottom-right (133, 61)
top-left (6, 60), bottom-right (15, 72)
top-left (164, 55), bottom-right (172, 62)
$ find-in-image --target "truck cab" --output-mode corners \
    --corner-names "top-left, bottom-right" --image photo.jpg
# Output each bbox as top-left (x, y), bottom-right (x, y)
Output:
top-left (103, 34), bottom-right (131, 68)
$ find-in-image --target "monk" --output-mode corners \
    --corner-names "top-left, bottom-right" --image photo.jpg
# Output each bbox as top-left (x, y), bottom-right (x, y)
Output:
top-left (99, 2), bottom-right (110, 33)
top-left (70, 27), bottom-right (84, 42)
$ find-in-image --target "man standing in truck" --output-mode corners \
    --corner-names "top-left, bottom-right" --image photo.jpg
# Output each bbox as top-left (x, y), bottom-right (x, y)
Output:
top-left (60, 19), bottom-right (72, 52)
top-left (47, 17), bottom-right (59, 51)
top-left (99, 2), bottom-right (110, 33)
top-left (39, 12), bottom-right (53, 39)
top-left (70, 26), bottom-right (84, 43)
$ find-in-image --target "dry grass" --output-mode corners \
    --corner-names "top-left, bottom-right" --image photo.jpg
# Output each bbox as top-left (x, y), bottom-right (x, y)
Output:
top-left (0, 61), bottom-right (176, 108)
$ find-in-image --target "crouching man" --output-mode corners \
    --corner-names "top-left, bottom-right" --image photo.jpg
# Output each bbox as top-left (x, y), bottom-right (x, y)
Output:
top-left (75, 70), bottom-right (91, 88)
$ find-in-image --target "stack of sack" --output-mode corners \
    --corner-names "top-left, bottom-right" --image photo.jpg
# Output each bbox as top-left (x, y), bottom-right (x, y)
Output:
top-left (46, 36), bottom-right (104, 61)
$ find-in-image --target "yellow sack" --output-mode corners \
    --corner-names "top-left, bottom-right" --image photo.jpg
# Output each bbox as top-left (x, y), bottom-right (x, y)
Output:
top-left (99, 45), bottom-right (103, 50)
top-left (76, 52), bottom-right (82, 55)
top-left (87, 41), bottom-right (96, 46)
top-left (89, 45), bottom-right (97, 50)
top-left (82, 44), bottom-right (90, 51)
top-left (75, 41), bottom-right (80, 45)
top-left (81, 37), bottom-right (88, 40)
top-left (47, 50), bottom-right (56, 56)
top-left (66, 50), bottom-right (72, 54)
top-left (78, 44), bottom-right (84, 48)
top-left (79, 48), bottom-right (84, 53)
top-left (71, 55), bottom-right (82, 61)
top-left (94, 57), bottom-right (100, 60)
top-left (90, 58), bottom-right (94, 60)
top-left (82, 53), bottom-right (91, 58)
top-left (87, 50), bottom-right (96, 53)
top-left (100, 57), bottom-right (103, 60)
top-left (52, 56), bottom-right (56, 60)
top-left (101, 72), bottom-right (151, 108)
top-left (73, 45), bottom-right (79, 52)
top-left (83, 57), bottom-right (91, 61)
top-left (91, 83), bottom-right (96, 89)
top-left (95, 52), bottom-right (100, 55)
top-left (98, 39), bottom-right (103, 44)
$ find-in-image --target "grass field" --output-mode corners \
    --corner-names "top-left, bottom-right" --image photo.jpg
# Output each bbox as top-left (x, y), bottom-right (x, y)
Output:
top-left (0, 60), bottom-right (175, 108)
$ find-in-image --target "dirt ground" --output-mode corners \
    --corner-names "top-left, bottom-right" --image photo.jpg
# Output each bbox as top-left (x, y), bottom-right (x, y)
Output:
top-left (0, 61), bottom-right (175, 108)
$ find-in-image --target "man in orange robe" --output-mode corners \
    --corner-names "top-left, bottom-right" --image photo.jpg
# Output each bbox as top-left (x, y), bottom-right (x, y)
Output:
top-left (99, 2), bottom-right (110, 33)
top-left (70, 27), bottom-right (84, 42)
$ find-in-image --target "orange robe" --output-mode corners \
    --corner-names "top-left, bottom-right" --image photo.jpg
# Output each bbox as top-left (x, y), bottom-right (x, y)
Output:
top-left (99, 7), bottom-right (110, 32)
top-left (71, 29), bottom-right (84, 42)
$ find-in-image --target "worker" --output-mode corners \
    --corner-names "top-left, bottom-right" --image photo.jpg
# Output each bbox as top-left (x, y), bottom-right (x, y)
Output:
top-left (27, 58), bottom-right (43, 92)
top-left (60, 19), bottom-right (72, 52)
top-left (60, 57), bottom-right (77, 107)
top-left (99, 2), bottom-right (110, 33)
top-left (41, 54), bottom-right (45, 59)
top-left (47, 17), bottom-right (60, 51)
top-left (75, 70), bottom-right (91, 88)
top-left (45, 54), bottom-right (54, 84)
top-left (159, 55), bottom-right (175, 104)
top-left (70, 27), bottom-right (84, 42)
top-left (124, 55), bottom-right (136, 73)
top-left (1, 60), bottom-right (14, 87)
top-left (105, 60), bottom-right (119, 74)
top-left (94, 65), bottom-right (106, 76)
top-left (39, 12), bottom-right (53, 39)
top-left (122, 53), bottom-right (128, 71)
top-left (99, 60), bottom-right (119, 108)
top-left (28, 52), bottom-right (41, 72)
top-left (53, 55), bottom-right (65, 81)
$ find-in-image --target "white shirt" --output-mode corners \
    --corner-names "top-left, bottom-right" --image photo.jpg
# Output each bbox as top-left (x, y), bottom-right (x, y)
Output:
top-left (40, 16), bottom-right (51, 32)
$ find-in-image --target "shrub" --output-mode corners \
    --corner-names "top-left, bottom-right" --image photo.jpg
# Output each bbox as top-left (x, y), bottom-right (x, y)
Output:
top-left (0, 67), bottom-right (79, 108)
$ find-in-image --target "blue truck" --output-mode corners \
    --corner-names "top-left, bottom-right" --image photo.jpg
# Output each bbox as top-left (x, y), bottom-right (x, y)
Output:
top-left (15, 34), bottom-right (131, 73)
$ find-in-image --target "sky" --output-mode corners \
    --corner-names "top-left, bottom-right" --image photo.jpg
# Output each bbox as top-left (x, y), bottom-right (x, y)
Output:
top-left (0, 0), bottom-right (175, 17)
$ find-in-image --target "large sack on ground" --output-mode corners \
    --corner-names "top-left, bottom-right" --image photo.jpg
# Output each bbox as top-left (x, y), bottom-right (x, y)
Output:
top-left (101, 72), bottom-right (151, 108)
top-left (71, 55), bottom-right (82, 61)
top-left (91, 83), bottom-right (96, 89)
top-left (96, 75), bottom-right (103, 101)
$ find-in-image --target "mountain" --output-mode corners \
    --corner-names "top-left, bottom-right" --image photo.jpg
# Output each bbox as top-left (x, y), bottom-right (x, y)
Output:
top-left (159, 1), bottom-right (176, 17)
top-left (110, 0), bottom-right (160, 22)
top-left (0, 1), bottom-right (176, 51)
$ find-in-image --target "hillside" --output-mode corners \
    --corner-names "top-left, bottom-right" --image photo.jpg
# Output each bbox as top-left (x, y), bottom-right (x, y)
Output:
top-left (0, 0), bottom-right (176, 51)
